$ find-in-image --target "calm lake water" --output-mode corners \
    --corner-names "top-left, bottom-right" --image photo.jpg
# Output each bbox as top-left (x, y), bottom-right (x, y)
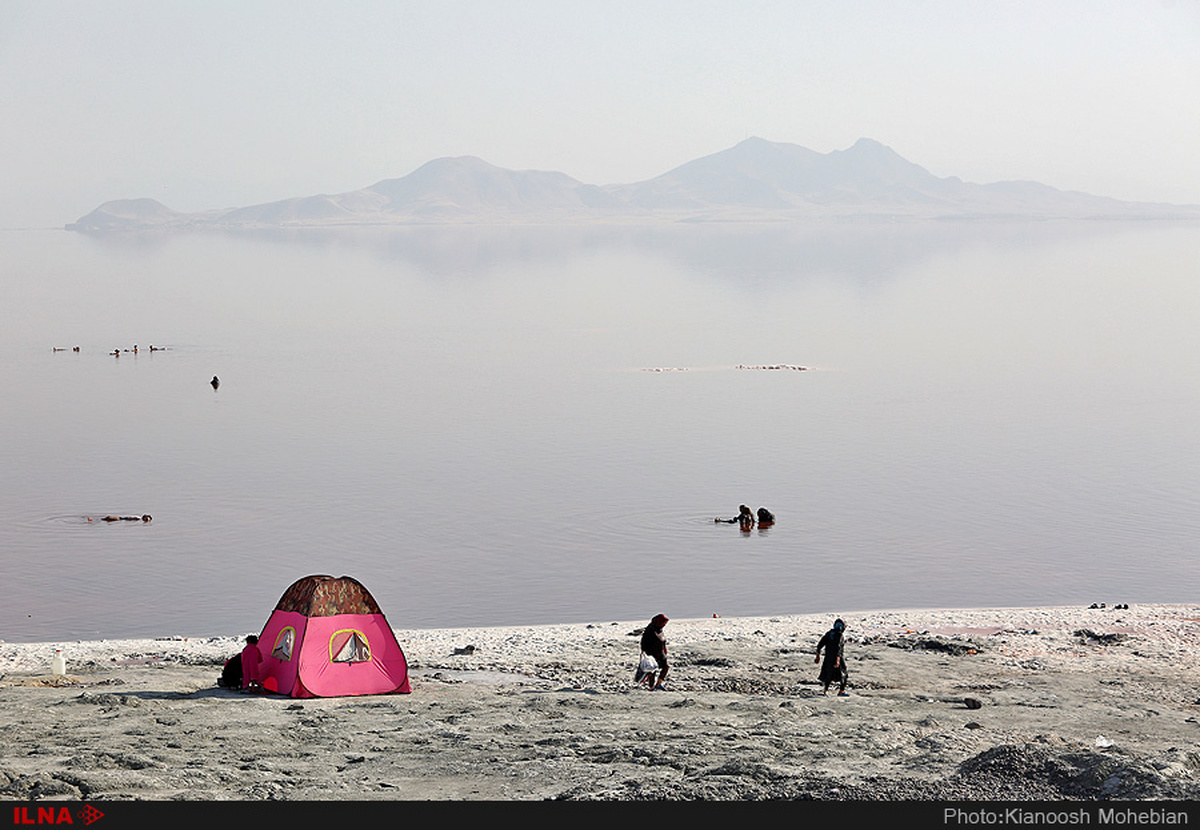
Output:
top-left (1, 220), bottom-right (1198, 642)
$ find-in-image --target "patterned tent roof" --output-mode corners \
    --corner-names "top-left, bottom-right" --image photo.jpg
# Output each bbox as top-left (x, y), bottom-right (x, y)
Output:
top-left (273, 575), bottom-right (383, 617)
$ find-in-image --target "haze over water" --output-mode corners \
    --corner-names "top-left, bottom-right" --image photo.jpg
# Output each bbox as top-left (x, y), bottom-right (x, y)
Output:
top-left (2, 220), bottom-right (1198, 642)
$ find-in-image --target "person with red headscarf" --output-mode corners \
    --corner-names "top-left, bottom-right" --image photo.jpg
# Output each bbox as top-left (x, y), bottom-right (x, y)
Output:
top-left (635, 614), bottom-right (669, 690)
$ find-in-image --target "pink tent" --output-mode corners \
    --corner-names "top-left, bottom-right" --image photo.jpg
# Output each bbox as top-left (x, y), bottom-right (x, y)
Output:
top-left (256, 575), bottom-right (411, 697)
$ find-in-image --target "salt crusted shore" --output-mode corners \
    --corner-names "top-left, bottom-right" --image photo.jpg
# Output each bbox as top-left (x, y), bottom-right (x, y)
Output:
top-left (2, 604), bottom-right (1199, 801)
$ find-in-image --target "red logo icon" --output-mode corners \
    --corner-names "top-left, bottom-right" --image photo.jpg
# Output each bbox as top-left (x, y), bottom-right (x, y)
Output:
top-left (11, 805), bottom-right (104, 825)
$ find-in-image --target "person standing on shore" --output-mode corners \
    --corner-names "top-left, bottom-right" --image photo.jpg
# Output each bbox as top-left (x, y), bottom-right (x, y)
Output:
top-left (815, 618), bottom-right (848, 696)
top-left (635, 614), bottom-right (669, 690)
top-left (240, 635), bottom-right (262, 692)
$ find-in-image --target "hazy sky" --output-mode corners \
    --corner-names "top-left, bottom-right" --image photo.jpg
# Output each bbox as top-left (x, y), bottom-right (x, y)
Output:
top-left (3, 0), bottom-right (1198, 228)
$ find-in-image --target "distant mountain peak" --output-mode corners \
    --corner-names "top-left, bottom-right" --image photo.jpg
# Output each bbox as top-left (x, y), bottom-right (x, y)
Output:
top-left (833, 138), bottom-right (914, 165)
top-left (732, 135), bottom-right (780, 148)
top-left (847, 136), bottom-right (891, 151)
top-left (66, 198), bottom-right (182, 231)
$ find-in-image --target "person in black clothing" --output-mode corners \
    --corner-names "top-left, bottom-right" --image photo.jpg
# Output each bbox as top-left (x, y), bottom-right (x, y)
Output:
top-left (815, 618), bottom-right (848, 696)
top-left (756, 507), bottom-right (775, 526)
top-left (716, 505), bottom-right (755, 526)
top-left (635, 614), bottom-right (669, 690)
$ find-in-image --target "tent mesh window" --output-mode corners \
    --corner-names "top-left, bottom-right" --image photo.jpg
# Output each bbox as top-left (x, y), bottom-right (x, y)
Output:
top-left (330, 630), bottom-right (371, 663)
top-left (272, 627), bottom-right (295, 661)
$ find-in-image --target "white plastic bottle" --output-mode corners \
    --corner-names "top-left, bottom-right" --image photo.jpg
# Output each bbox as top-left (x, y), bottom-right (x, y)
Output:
top-left (51, 649), bottom-right (66, 676)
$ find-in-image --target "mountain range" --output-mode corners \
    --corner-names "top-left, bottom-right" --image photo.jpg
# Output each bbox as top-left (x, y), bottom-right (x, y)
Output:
top-left (67, 137), bottom-right (1199, 231)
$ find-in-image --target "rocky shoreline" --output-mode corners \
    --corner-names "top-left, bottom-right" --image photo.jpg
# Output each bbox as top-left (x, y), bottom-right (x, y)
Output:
top-left (2, 604), bottom-right (1199, 801)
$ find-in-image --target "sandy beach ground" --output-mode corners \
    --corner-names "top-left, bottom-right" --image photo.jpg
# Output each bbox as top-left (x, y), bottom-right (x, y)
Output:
top-left (2, 604), bottom-right (1200, 802)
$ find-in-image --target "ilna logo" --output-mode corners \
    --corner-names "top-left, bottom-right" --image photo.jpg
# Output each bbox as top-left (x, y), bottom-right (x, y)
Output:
top-left (11, 805), bottom-right (104, 825)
